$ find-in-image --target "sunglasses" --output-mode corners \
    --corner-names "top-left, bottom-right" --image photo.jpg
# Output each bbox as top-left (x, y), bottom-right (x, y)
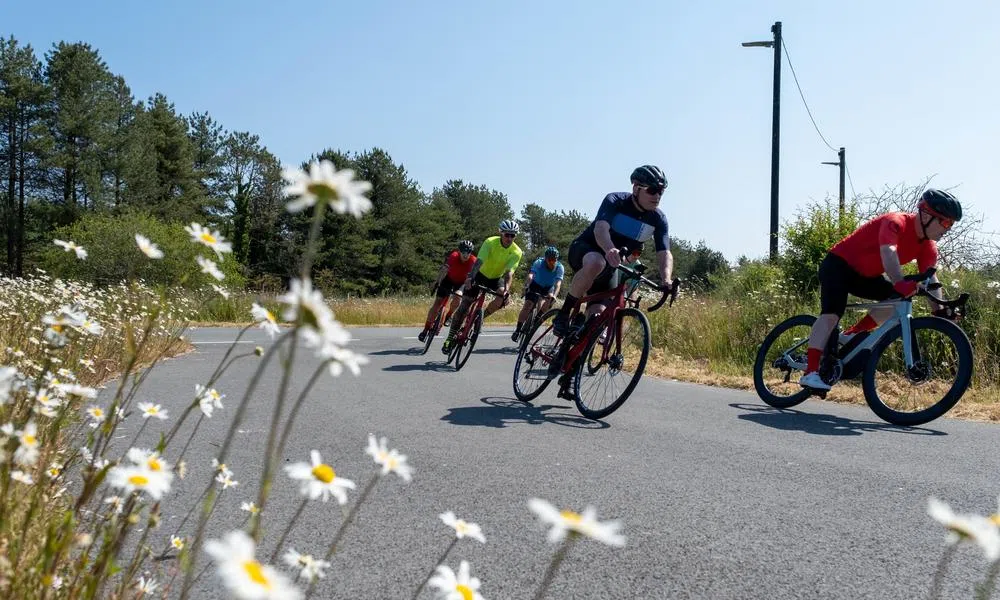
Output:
top-left (937, 217), bottom-right (955, 229)
top-left (642, 185), bottom-right (665, 196)
top-left (501, 233), bottom-right (516, 238)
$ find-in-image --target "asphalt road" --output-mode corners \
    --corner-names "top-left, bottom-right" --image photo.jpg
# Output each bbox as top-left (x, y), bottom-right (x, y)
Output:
top-left (115, 326), bottom-right (1000, 599)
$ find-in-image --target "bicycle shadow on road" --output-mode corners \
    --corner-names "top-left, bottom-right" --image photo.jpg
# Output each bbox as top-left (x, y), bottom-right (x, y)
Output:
top-left (730, 403), bottom-right (947, 437)
top-left (441, 396), bottom-right (609, 429)
top-left (468, 347), bottom-right (519, 356)
top-left (368, 348), bottom-right (426, 357)
top-left (381, 361), bottom-right (454, 373)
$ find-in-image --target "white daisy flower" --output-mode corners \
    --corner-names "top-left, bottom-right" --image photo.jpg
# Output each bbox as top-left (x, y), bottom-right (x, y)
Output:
top-left (216, 472), bottom-right (239, 489)
top-left (50, 575), bottom-right (63, 590)
top-left (107, 464), bottom-right (172, 500)
top-left (439, 511), bottom-right (486, 543)
top-left (212, 457), bottom-right (233, 478)
top-left (196, 385), bottom-right (224, 418)
top-left (282, 548), bottom-right (331, 582)
top-left (0, 365), bottom-right (19, 404)
top-left (47, 462), bottom-right (63, 480)
top-left (171, 535), bottom-right (185, 550)
top-left (135, 234), bottom-right (164, 259)
top-left (251, 303), bottom-right (281, 339)
top-left (104, 495), bottom-right (124, 514)
top-left (76, 317), bottom-right (104, 336)
top-left (204, 530), bottom-right (302, 600)
top-left (241, 501), bottom-right (260, 515)
top-left (197, 256), bottom-right (225, 281)
top-left (319, 343), bottom-right (369, 377)
top-left (927, 497), bottom-right (1000, 561)
top-left (138, 402), bottom-right (168, 420)
top-left (14, 421), bottom-right (40, 466)
top-left (136, 576), bottom-right (158, 595)
top-left (127, 448), bottom-right (172, 477)
top-left (86, 405), bottom-right (106, 428)
top-left (54, 239), bottom-right (87, 259)
top-left (527, 498), bottom-right (626, 547)
top-left (282, 160), bottom-right (373, 217)
top-left (428, 560), bottom-right (485, 600)
top-left (284, 450), bottom-right (355, 504)
top-left (11, 470), bottom-right (33, 485)
top-left (364, 434), bottom-right (413, 482)
top-left (56, 383), bottom-right (98, 399)
top-left (211, 284), bottom-right (231, 299)
top-left (184, 223), bottom-right (232, 258)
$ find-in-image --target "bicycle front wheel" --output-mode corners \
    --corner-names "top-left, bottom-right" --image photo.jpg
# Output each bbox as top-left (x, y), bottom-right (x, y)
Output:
top-left (421, 312), bottom-right (442, 355)
top-left (454, 309), bottom-right (483, 371)
top-left (753, 314), bottom-right (816, 408)
top-left (573, 307), bottom-right (650, 419)
top-left (862, 316), bottom-right (973, 426)
top-left (513, 309), bottom-right (560, 402)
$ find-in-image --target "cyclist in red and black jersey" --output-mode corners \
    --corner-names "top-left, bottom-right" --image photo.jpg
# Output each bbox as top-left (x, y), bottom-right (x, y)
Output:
top-left (799, 189), bottom-right (962, 391)
top-left (418, 240), bottom-right (476, 343)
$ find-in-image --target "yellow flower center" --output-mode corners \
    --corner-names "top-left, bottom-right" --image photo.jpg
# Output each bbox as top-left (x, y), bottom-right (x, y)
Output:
top-left (991, 514), bottom-right (1000, 527)
top-left (172, 538), bottom-right (184, 549)
top-left (147, 458), bottom-right (163, 471)
top-left (242, 561), bottom-right (271, 589)
top-left (456, 521), bottom-right (469, 534)
top-left (560, 510), bottom-right (582, 525)
top-left (23, 434), bottom-right (37, 446)
top-left (386, 456), bottom-right (398, 470)
top-left (92, 409), bottom-right (103, 418)
top-left (306, 182), bottom-right (337, 200)
top-left (200, 232), bottom-right (217, 245)
top-left (312, 464), bottom-right (335, 483)
top-left (52, 324), bottom-right (64, 333)
top-left (456, 584), bottom-right (474, 600)
top-left (265, 310), bottom-right (276, 323)
top-left (128, 474), bottom-right (150, 486)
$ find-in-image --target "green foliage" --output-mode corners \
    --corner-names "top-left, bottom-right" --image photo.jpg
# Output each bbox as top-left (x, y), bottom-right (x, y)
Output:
top-left (40, 210), bottom-right (244, 289)
top-left (671, 239), bottom-right (730, 290)
top-left (780, 198), bottom-right (860, 294)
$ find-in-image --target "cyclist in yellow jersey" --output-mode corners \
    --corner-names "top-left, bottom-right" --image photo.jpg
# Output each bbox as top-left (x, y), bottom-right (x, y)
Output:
top-left (441, 220), bottom-right (524, 353)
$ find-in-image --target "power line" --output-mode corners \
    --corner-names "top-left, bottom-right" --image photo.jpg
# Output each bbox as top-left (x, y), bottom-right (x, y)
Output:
top-left (781, 38), bottom-right (837, 153)
top-left (845, 163), bottom-right (858, 199)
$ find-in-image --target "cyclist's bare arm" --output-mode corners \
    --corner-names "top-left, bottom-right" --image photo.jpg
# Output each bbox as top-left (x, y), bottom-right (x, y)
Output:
top-left (434, 262), bottom-right (449, 287)
top-left (594, 221), bottom-right (619, 266)
top-left (657, 249), bottom-right (673, 283)
top-left (551, 280), bottom-right (562, 298)
top-left (466, 258), bottom-right (483, 283)
top-left (879, 244), bottom-right (907, 284)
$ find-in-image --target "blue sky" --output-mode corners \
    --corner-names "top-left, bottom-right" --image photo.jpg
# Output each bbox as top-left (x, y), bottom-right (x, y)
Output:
top-left (6, 0), bottom-right (999, 260)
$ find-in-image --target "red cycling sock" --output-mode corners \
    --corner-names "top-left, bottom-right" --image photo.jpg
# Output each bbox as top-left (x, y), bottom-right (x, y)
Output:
top-left (806, 348), bottom-right (822, 374)
top-left (844, 315), bottom-right (877, 335)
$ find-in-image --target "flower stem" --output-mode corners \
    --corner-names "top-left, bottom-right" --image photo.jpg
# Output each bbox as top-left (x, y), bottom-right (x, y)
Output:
top-left (531, 534), bottom-right (578, 600)
top-left (928, 544), bottom-right (956, 600)
top-left (274, 361), bottom-right (328, 462)
top-left (268, 498), bottom-right (309, 563)
top-left (410, 537), bottom-right (458, 600)
top-left (975, 558), bottom-right (1000, 600)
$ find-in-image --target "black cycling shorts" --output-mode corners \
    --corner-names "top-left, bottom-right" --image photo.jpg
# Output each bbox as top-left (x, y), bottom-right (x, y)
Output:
top-left (818, 252), bottom-right (894, 317)
top-left (435, 278), bottom-right (463, 299)
top-left (470, 271), bottom-right (502, 292)
top-left (568, 238), bottom-right (619, 305)
top-left (524, 281), bottom-right (553, 304)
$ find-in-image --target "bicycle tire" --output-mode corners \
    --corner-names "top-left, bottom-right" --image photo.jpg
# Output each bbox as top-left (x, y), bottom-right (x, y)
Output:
top-left (454, 309), bottom-right (483, 371)
top-left (753, 314), bottom-right (816, 409)
top-left (862, 316), bottom-right (973, 426)
top-left (421, 311), bottom-right (442, 355)
top-left (513, 308), bottom-right (561, 402)
top-left (573, 307), bottom-right (650, 419)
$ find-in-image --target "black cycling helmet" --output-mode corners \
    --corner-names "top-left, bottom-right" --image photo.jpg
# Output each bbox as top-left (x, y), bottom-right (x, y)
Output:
top-left (918, 189), bottom-right (962, 222)
top-left (458, 240), bottom-right (474, 253)
top-left (544, 246), bottom-right (559, 259)
top-left (499, 219), bottom-right (520, 234)
top-left (630, 165), bottom-right (667, 189)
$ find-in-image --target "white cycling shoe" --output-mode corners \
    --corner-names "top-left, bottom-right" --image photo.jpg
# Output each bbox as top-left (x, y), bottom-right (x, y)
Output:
top-left (798, 371), bottom-right (832, 391)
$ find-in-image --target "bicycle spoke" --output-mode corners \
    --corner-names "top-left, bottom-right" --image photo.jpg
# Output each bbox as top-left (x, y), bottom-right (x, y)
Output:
top-left (871, 326), bottom-right (962, 413)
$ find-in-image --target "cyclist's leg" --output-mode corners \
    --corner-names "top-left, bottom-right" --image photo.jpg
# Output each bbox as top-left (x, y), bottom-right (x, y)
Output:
top-left (423, 284), bottom-right (452, 332)
top-left (801, 254), bottom-right (851, 389)
top-left (443, 280), bottom-right (476, 350)
top-left (842, 276), bottom-right (896, 335)
top-left (481, 275), bottom-right (506, 318)
top-left (516, 283), bottom-right (543, 337)
top-left (554, 240), bottom-right (607, 335)
top-left (443, 291), bottom-right (462, 325)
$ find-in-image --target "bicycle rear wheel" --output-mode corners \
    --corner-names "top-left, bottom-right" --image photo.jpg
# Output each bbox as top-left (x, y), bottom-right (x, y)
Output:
top-left (573, 307), bottom-right (650, 419)
top-left (454, 309), bottom-right (483, 371)
top-left (753, 314), bottom-right (816, 408)
top-left (513, 309), bottom-right (561, 402)
top-left (862, 316), bottom-right (973, 426)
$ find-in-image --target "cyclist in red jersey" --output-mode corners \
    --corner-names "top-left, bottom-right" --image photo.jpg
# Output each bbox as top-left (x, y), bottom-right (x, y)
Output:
top-left (418, 240), bottom-right (476, 343)
top-left (799, 189), bottom-right (962, 391)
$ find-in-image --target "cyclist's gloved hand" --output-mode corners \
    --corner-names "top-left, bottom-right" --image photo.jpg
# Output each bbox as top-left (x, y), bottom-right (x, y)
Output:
top-left (658, 281), bottom-right (674, 294)
top-left (893, 280), bottom-right (919, 298)
top-left (605, 248), bottom-right (621, 268)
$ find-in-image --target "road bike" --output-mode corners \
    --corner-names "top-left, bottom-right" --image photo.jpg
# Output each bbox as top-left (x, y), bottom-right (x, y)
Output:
top-left (753, 268), bottom-right (972, 426)
top-left (421, 291), bottom-right (462, 355)
top-left (513, 259), bottom-right (678, 419)
top-left (446, 285), bottom-right (502, 371)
